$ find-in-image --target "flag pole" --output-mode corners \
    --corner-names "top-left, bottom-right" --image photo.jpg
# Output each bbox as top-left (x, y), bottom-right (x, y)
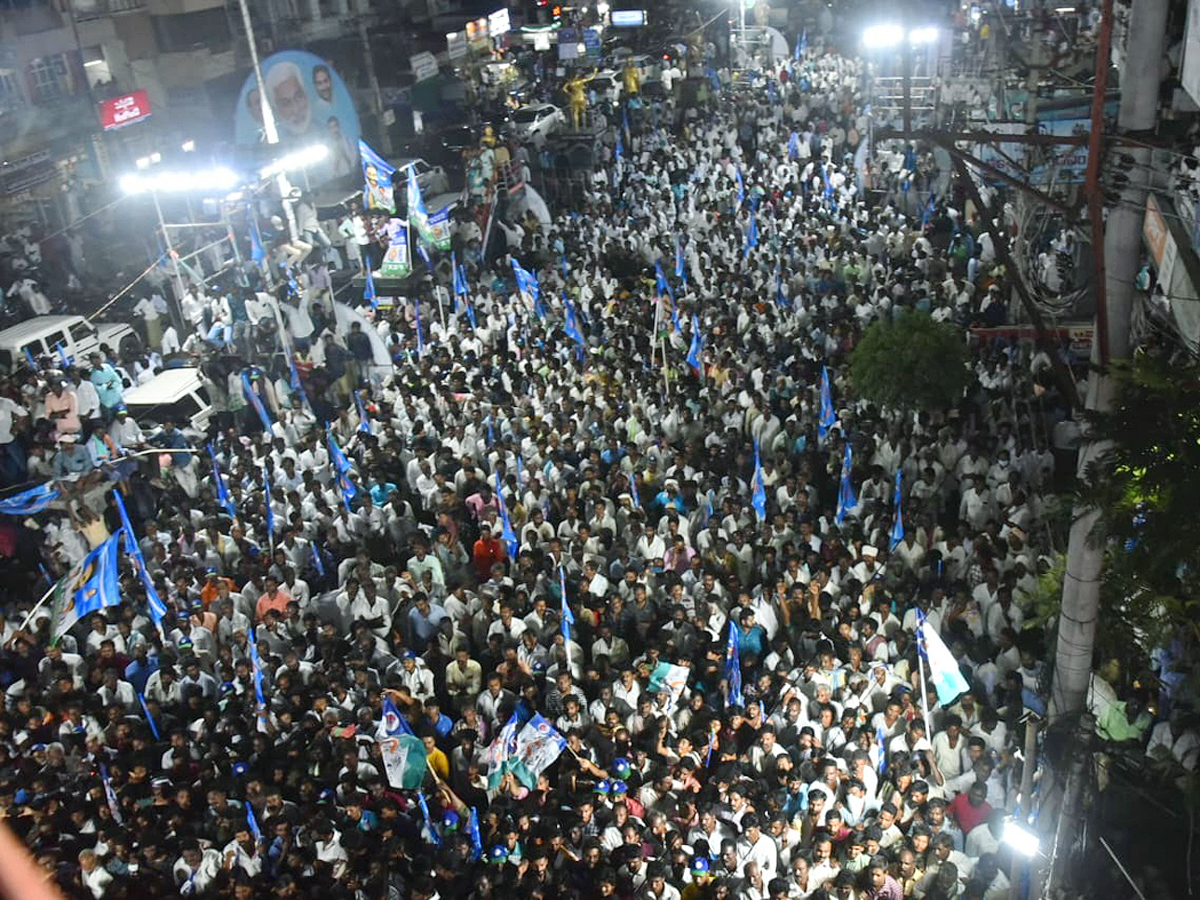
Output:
top-left (917, 633), bottom-right (932, 729)
top-left (15, 580), bottom-right (59, 636)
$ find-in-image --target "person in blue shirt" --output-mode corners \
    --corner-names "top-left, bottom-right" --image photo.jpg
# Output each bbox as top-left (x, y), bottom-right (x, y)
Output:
top-left (653, 479), bottom-right (686, 515)
top-left (421, 697), bottom-right (454, 739)
top-left (124, 643), bottom-right (159, 694)
top-left (736, 608), bottom-right (768, 664)
top-left (88, 352), bottom-right (124, 418)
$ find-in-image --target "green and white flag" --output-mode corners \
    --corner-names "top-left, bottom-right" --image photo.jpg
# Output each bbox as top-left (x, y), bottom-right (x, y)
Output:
top-left (484, 718), bottom-right (519, 790)
top-left (380, 734), bottom-right (427, 789)
top-left (509, 714), bottom-right (567, 789)
top-left (647, 661), bottom-right (690, 711)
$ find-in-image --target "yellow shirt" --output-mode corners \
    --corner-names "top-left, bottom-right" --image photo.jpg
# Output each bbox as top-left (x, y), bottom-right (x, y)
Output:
top-left (427, 746), bottom-right (449, 781)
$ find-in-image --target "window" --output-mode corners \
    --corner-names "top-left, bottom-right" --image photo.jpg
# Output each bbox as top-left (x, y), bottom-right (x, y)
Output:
top-left (27, 55), bottom-right (71, 103)
top-left (0, 70), bottom-right (21, 107)
top-left (69, 321), bottom-right (95, 345)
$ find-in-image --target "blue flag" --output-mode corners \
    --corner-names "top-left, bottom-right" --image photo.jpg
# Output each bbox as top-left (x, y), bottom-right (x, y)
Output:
top-left (287, 356), bottom-right (310, 412)
top-left (363, 267), bottom-right (377, 309)
top-left (382, 696), bottom-right (415, 736)
top-left (494, 472), bottom-right (519, 560)
top-left (744, 212), bottom-right (758, 257)
top-left (56, 342), bottom-right (70, 369)
top-left (310, 542), bottom-right (326, 578)
top-left (775, 265), bottom-right (787, 309)
top-left (563, 296), bottom-right (586, 354)
top-left (818, 366), bottom-right (837, 444)
top-left (788, 131), bottom-right (800, 161)
top-left (835, 442), bottom-right (857, 526)
top-left (247, 636), bottom-right (267, 707)
top-left (466, 302), bottom-right (477, 329)
top-left (262, 465), bottom-right (274, 547)
top-left (560, 253), bottom-right (570, 282)
top-left (114, 489), bottom-right (168, 629)
top-left (137, 692), bottom-right (160, 741)
top-left (559, 566), bottom-right (573, 647)
top-left (890, 468), bottom-right (905, 551)
top-left (468, 807), bottom-right (484, 861)
top-left (208, 443), bottom-right (236, 518)
top-left (685, 314), bottom-right (704, 377)
top-left (725, 620), bottom-right (744, 706)
top-left (921, 192), bottom-right (937, 230)
top-left (0, 482), bottom-right (59, 516)
top-left (654, 260), bottom-right (672, 299)
top-left (452, 252), bottom-right (469, 296)
top-left (23, 347), bottom-right (37, 369)
top-left (735, 168), bottom-right (745, 207)
top-left (248, 210), bottom-right (265, 264)
top-left (751, 439), bottom-right (767, 522)
top-left (876, 726), bottom-right (888, 774)
top-left (241, 371), bottom-right (273, 433)
top-left (795, 28), bottom-right (807, 60)
top-left (355, 391), bottom-right (372, 435)
top-left (511, 258), bottom-right (541, 308)
top-left (417, 791), bottom-right (442, 846)
top-left (674, 235), bottom-right (686, 285)
top-left (327, 429), bottom-right (352, 476)
top-left (245, 801), bottom-right (263, 843)
top-left (415, 239), bottom-right (432, 271)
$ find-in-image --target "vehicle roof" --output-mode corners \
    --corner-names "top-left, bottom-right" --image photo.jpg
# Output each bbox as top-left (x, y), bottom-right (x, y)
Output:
top-left (122, 368), bottom-right (204, 406)
top-left (0, 316), bottom-right (85, 345)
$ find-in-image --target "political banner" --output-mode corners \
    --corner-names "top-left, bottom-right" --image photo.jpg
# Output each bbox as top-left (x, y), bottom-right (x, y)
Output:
top-left (380, 217), bottom-right (411, 278)
top-left (647, 662), bottom-right (689, 711)
top-left (509, 713), bottom-right (567, 788)
top-left (361, 140), bottom-right (396, 214)
top-left (427, 205), bottom-right (453, 251)
top-left (380, 733), bottom-right (428, 789)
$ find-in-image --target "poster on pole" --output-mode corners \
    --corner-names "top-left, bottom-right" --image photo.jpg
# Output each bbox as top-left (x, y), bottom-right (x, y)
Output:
top-left (380, 218), bottom-right (411, 278)
top-left (360, 140), bottom-right (396, 214)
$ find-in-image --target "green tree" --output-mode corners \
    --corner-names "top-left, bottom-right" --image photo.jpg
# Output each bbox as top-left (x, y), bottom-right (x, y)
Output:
top-left (849, 311), bottom-right (971, 412)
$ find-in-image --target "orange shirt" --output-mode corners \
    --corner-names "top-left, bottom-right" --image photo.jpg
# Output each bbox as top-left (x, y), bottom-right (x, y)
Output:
top-left (255, 587), bottom-right (293, 621)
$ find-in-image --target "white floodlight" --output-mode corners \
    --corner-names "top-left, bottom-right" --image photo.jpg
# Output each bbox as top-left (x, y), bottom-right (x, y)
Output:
top-left (908, 27), bottom-right (939, 45)
top-left (862, 24), bottom-right (903, 49)
top-left (1002, 820), bottom-right (1040, 858)
top-left (259, 144), bottom-right (329, 180)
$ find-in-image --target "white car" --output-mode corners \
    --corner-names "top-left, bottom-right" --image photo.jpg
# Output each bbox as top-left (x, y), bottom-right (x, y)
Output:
top-left (592, 70), bottom-right (623, 104)
top-left (511, 104), bottom-right (565, 141)
top-left (0, 315), bottom-right (138, 374)
top-left (396, 158), bottom-right (450, 198)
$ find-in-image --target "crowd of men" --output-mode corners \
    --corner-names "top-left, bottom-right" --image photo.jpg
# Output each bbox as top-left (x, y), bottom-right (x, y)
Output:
top-left (0, 33), bottom-right (1176, 900)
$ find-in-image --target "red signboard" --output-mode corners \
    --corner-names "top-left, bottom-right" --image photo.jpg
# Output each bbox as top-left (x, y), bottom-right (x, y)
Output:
top-left (99, 90), bottom-right (151, 131)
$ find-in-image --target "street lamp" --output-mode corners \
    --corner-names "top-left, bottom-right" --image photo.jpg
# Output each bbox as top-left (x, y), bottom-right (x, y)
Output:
top-left (1001, 820), bottom-right (1041, 858)
top-left (862, 24), bottom-right (904, 49)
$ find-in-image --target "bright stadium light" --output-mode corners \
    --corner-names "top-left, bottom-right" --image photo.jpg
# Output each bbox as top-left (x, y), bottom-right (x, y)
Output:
top-left (120, 167), bottom-right (240, 196)
top-left (1002, 820), bottom-right (1040, 858)
top-left (259, 143), bottom-right (329, 179)
top-left (908, 26), bottom-right (939, 45)
top-left (862, 24), bottom-right (904, 49)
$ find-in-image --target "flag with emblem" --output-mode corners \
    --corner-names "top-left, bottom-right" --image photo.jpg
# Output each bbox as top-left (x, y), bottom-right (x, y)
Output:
top-left (378, 697), bottom-right (427, 789)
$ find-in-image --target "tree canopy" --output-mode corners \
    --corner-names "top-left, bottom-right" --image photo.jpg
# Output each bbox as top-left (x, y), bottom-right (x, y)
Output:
top-left (849, 311), bottom-right (971, 412)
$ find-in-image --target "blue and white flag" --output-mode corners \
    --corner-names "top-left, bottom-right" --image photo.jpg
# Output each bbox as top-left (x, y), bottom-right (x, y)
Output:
top-left (889, 468), bottom-right (904, 551)
top-left (417, 791), bottom-right (442, 846)
top-left (287, 356), bottom-right (310, 412)
top-left (818, 366), bottom-right (837, 444)
top-left (100, 764), bottom-right (123, 824)
top-left (0, 482), bottom-right (59, 516)
top-left (876, 726), bottom-right (888, 774)
top-left (56, 342), bottom-right (71, 369)
top-left (379, 697), bottom-right (428, 789)
top-left (114, 489), bottom-right (168, 629)
top-left (795, 28), bottom-right (807, 60)
top-left (559, 566), bottom-right (573, 652)
top-left (310, 542), bottom-right (326, 578)
top-left (327, 429), bottom-right (352, 477)
top-left (354, 391), bottom-right (372, 437)
top-left (788, 131), bottom-right (800, 161)
top-left (751, 439), bottom-right (767, 523)
top-left (241, 371), bottom-right (273, 433)
top-left (685, 314), bottom-right (704, 378)
top-left (917, 609), bottom-right (970, 705)
top-left (775, 265), bottom-right (788, 309)
top-left (49, 534), bottom-right (122, 639)
top-left (247, 636), bottom-right (267, 707)
top-left (511, 258), bottom-right (541, 306)
top-left (467, 807), bottom-right (484, 861)
top-left (415, 239), bottom-right (432, 271)
top-left (248, 211), bottom-right (266, 264)
top-left (834, 442), bottom-right (856, 526)
top-left (363, 267), bottom-right (377, 309)
top-left (725, 620), bottom-right (744, 706)
top-left (674, 235), bottom-right (686, 286)
top-left (466, 302), bottom-right (477, 329)
top-left (921, 192), bottom-right (937, 230)
top-left (509, 714), bottom-right (568, 788)
top-left (735, 168), bottom-right (745, 207)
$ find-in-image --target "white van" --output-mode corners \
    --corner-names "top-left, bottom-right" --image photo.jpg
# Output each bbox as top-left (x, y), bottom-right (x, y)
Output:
top-left (121, 368), bottom-right (213, 435)
top-left (0, 315), bottom-right (138, 374)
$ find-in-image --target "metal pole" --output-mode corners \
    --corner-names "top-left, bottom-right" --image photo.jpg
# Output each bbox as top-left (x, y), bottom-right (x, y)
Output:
top-left (358, 16), bottom-right (391, 156)
top-left (236, 0), bottom-right (299, 242)
top-left (152, 190), bottom-right (186, 333)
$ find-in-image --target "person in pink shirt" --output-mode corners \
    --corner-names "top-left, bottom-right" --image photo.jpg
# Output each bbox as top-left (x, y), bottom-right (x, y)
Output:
top-left (43, 379), bottom-right (80, 437)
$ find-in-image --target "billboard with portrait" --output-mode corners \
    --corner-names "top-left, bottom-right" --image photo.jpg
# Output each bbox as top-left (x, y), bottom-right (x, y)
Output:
top-left (234, 50), bottom-right (360, 185)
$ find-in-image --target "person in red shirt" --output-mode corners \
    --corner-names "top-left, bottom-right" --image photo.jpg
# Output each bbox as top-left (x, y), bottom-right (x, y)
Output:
top-left (947, 782), bottom-right (993, 837)
top-left (472, 524), bottom-right (505, 580)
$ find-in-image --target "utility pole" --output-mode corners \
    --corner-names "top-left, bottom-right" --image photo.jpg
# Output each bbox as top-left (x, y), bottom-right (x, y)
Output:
top-left (1051, 0), bottom-right (1168, 719)
top-left (1049, 0), bottom-right (1168, 885)
top-left (358, 16), bottom-right (392, 156)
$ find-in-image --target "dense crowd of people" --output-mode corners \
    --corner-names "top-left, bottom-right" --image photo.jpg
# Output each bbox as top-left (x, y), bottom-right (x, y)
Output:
top-left (0, 31), bottom-right (1187, 900)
